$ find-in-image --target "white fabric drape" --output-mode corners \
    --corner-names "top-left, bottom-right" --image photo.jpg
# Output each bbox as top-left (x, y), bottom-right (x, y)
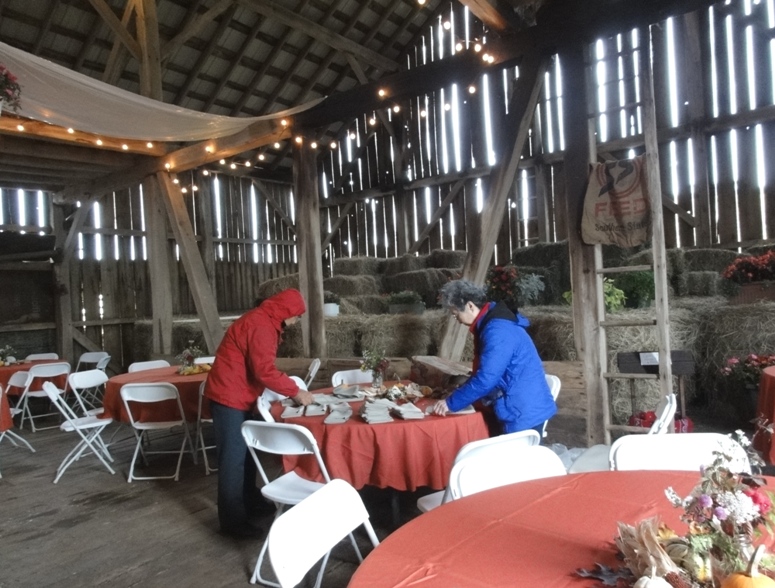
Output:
top-left (0, 41), bottom-right (322, 142)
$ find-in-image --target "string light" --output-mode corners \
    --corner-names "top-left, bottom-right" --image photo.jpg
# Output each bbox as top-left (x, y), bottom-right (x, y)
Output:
top-left (468, 85), bottom-right (477, 94)
top-left (258, 154), bottom-right (265, 161)
top-left (205, 145), bottom-right (214, 153)
top-left (310, 141), bottom-right (318, 149)
top-left (229, 163), bottom-right (237, 169)
top-left (121, 144), bottom-right (128, 150)
top-left (192, 185), bottom-right (199, 191)
top-left (443, 21), bottom-right (451, 30)
top-left (349, 133), bottom-right (356, 140)
top-left (455, 42), bottom-right (463, 51)
top-left (420, 110), bottom-right (427, 117)
top-left (67, 128), bottom-right (74, 134)
top-left (444, 103), bottom-right (451, 111)
top-left (219, 159), bottom-right (226, 164)
top-left (274, 142), bottom-right (281, 149)
top-left (172, 178), bottom-right (179, 184)
top-left (392, 105), bottom-right (400, 113)
top-left (330, 141), bottom-right (337, 149)
top-left (474, 43), bottom-right (482, 52)
top-left (96, 139), bottom-right (103, 145)
top-left (418, 0), bottom-right (426, 4)
top-left (181, 187), bottom-right (188, 193)
top-left (146, 142), bottom-right (153, 148)
top-left (164, 162), bottom-right (171, 170)
top-left (378, 88), bottom-right (387, 97)
top-left (245, 160), bottom-right (251, 167)
top-left (202, 169), bottom-right (210, 176)
top-left (294, 136), bottom-right (303, 144)
top-left (281, 119), bottom-right (288, 126)
top-left (16, 124), bottom-right (24, 131)
top-left (369, 117), bottom-right (377, 126)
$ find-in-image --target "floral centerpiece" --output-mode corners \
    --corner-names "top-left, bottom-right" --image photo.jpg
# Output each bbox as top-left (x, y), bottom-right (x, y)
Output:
top-left (578, 432), bottom-right (775, 587)
top-left (360, 348), bottom-right (390, 388)
top-left (0, 344), bottom-right (17, 365)
top-left (176, 340), bottom-right (203, 374)
top-left (722, 251), bottom-right (775, 284)
top-left (486, 265), bottom-right (521, 311)
top-left (720, 354), bottom-right (775, 389)
top-left (0, 64), bottom-right (21, 112)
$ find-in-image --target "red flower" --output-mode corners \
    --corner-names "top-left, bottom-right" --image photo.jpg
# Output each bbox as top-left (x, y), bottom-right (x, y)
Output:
top-left (744, 488), bottom-right (772, 515)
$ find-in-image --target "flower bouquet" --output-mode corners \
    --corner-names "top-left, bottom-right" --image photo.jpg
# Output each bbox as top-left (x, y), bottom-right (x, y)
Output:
top-left (176, 340), bottom-right (204, 374)
top-left (360, 349), bottom-right (390, 389)
top-left (0, 344), bottom-right (17, 366)
top-left (579, 432), bottom-right (775, 587)
top-left (722, 252), bottom-right (775, 284)
top-left (720, 354), bottom-right (775, 389)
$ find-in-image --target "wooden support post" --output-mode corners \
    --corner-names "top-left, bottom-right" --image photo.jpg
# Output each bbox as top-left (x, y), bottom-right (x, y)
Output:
top-left (156, 172), bottom-right (225, 353)
top-left (294, 135), bottom-right (326, 358)
top-left (51, 203), bottom-right (73, 362)
top-left (640, 27), bottom-right (673, 399)
top-left (559, 44), bottom-right (606, 446)
top-left (439, 51), bottom-right (551, 361)
top-left (136, 0), bottom-right (163, 100)
top-left (196, 170), bottom-right (217, 295)
top-left (143, 176), bottom-right (173, 356)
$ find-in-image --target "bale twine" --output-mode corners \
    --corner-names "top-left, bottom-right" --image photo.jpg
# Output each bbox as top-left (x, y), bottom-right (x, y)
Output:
top-left (256, 274), bottom-right (300, 298)
top-left (388, 268), bottom-right (458, 307)
top-left (333, 256), bottom-right (385, 276)
top-left (383, 254), bottom-right (427, 276)
top-left (324, 275), bottom-right (382, 296)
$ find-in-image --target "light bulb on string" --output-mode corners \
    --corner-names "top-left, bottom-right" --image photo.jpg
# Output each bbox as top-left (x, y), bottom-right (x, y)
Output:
top-left (202, 169), bottom-right (210, 176)
top-left (330, 141), bottom-right (337, 149)
top-left (219, 159), bottom-right (226, 165)
top-left (147, 142), bottom-right (153, 148)
top-left (258, 154), bottom-right (265, 161)
top-left (230, 163), bottom-right (237, 169)
top-left (274, 142), bottom-right (281, 149)
top-left (443, 21), bottom-right (450, 30)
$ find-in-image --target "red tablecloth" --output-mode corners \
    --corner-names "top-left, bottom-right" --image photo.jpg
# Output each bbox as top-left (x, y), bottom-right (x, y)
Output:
top-left (272, 388), bottom-right (489, 491)
top-left (349, 471), bottom-right (775, 588)
top-left (0, 359), bottom-right (66, 433)
top-left (103, 366), bottom-right (209, 423)
top-left (755, 366), bottom-right (775, 462)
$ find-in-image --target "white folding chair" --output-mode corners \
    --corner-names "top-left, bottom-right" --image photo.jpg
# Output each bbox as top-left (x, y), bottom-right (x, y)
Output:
top-left (417, 429), bottom-right (541, 513)
top-left (25, 353), bottom-right (59, 360)
top-left (241, 421), bottom-right (365, 587)
top-left (331, 369), bottom-right (372, 387)
top-left (568, 393), bottom-right (677, 474)
top-left (42, 382), bottom-right (115, 484)
top-left (127, 359), bottom-right (170, 373)
top-left (304, 358), bottom-right (321, 388)
top-left (258, 377), bottom-right (306, 423)
top-left (449, 444), bottom-right (566, 501)
top-left (0, 382), bottom-right (36, 458)
top-left (95, 355), bottom-right (111, 372)
top-left (610, 432), bottom-right (751, 473)
top-left (267, 479), bottom-right (379, 588)
top-left (68, 369), bottom-right (109, 415)
top-left (17, 361), bottom-right (72, 432)
top-left (74, 351), bottom-right (109, 373)
top-left (194, 380), bottom-right (217, 475)
top-left (289, 376), bottom-right (307, 391)
top-left (120, 383), bottom-right (193, 482)
top-left (193, 356), bottom-right (215, 365)
top-left (541, 374), bottom-right (562, 438)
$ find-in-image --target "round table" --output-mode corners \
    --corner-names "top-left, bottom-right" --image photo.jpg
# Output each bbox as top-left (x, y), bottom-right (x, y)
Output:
top-left (103, 366), bottom-right (209, 423)
top-left (272, 389), bottom-right (489, 492)
top-left (0, 359), bottom-right (65, 432)
top-left (755, 366), bottom-right (775, 462)
top-left (348, 470), bottom-right (775, 588)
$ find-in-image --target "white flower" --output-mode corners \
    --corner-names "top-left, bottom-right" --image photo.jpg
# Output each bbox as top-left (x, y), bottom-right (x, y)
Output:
top-left (665, 487), bottom-right (685, 507)
top-left (715, 491), bottom-right (760, 525)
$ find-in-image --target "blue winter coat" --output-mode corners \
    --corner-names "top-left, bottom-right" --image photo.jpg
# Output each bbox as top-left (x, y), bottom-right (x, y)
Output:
top-left (445, 302), bottom-right (557, 434)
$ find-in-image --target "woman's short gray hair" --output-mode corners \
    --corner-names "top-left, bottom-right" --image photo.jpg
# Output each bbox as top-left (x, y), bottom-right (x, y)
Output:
top-left (439, 280), bottom-right (487, 311)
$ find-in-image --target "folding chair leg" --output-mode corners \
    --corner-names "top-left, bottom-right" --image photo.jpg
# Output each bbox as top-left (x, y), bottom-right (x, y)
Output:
top-left (0, 430), bottom-right (35, 453)
top-left (251, 509), bottom-right (283, 586)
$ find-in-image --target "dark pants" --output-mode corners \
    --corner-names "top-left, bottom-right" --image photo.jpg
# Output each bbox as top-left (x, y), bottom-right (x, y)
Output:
top-left (210, 400), bottom-right (261, 533)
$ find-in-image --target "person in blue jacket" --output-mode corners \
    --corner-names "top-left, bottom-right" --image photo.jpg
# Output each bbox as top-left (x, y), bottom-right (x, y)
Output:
top-left (431, 279), bottom-right (557, 436)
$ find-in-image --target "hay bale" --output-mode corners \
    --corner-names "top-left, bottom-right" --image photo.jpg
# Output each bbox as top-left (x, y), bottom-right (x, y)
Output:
top-left (684, 248), bottom-right (743, 273)
top-left (359, 314), bottom-right (433, 359)
top-left (626, 248), bottom-right (687, 295)
top-left (685, 271), bottom-right (721, 296)
top-left (388, 268), bottom-right (458, 307)
top-left (511, 241), bottom-right (572, 296)
top-left (513, 266), bottom-right (562, 305)
top-left (256, 274), bottom-right (300, 299)
top-left (427, 249), bottom-right (467, 269)
top-left (524, 307), bottom-right (577, 361)
top-left (383, 254), bottom-right (427, 275)
top-left (746, 245), bottom-right (775, 257)
top-left (342, 295), bottom-right (387, 315)
top-left (324, 275), bottom-right (381, 296)
top-left (333, 256), bottom-right (385, 276)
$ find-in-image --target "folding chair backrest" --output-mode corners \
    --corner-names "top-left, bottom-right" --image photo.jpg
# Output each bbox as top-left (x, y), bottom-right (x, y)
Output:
top-left (256, 393), bottom-right (275, 422)
top-left (648, 393), bottom-right (677, 434)
top-left (304, 358), bottom-right (321, 387)
top-left (95, 355), bottom-right (111, 371)
top-left (193, 356), bottom-right (215, 365)
top-left (127, 359), bottom-right (170, 373)
top-left (542, 374), bottom-right (562, 437)
top-left (76, 351), bottom-right (109, 372)
top-left (611, 432), bottom-right (751, 472)
top-left (439, 429), bottom-right (540, 504)
top-left (7, 371), bottom-right (30, 390)
top-left (41, 381), bottom-right (79, 422)
top-left (69, 369), bottom-right (109, 391)
top-left (289, 375), bottom-right (307, 391)
top-left (268, 479), bottom-right (379, 588)
top-left (241, 420), bottom-right (330, 483)
top-left (27, 362), bottom-right (71, 391)
top-left (331, 369), bottom-right (372, 387)
top-left (119, 382), bottom-right (181, 426)
top-left (449, 444), bottom-right (566, 500)
top-left (25, 353), bottom-right (58, 360)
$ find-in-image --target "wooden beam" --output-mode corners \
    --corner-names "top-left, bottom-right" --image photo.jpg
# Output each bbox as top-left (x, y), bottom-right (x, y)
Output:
top-left (195, 170), bottom-right (217, 294)
top-left (161, 0), bottom-right (234, 62)
top-left (51, 204), bottom-right (73, 362)
top-left (408, 180), bottom-right (466, 254)
top-left (143, 175), bottom-right (174, 355)
top-left (458, 0), bottom-right (521, 31)
top-left (321, 201), bottom-right (355, 249)
top-left (252, 178), bottom-right (296, 234)
top-left (136, 0), bottom-right (163, 100)
top-left (439, 51), bottom-right (551, 361)
top-left (156, 172), bottom-right (224, 353)
top-left (237, 0), bottom-right (399, 72)
top-left (101, 0), bottom-right (136, 85)
top-left (293, 137), bottom-right (326, 357)
top-left (87, 0), bottom-right (142, 60)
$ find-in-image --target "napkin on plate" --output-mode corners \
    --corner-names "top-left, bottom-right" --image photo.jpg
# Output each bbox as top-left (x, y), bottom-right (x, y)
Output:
top-left (323, 402), bottom-right (352, 424)
top-left (281, 405), bottom-right (305, 419)
top-left (304, 403), bottom-right (327, 417)
top-left (391, 402), bottom-right (425, 420)
top-left (360, 398), bottom-right (395, 424)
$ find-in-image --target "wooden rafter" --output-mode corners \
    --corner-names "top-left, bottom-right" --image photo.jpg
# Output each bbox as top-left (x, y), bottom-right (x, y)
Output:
top-left (101, 0), bottom-right (136, 85)
top-left (87, 0), bottom-right (142, 60)
top-left (161, 0), bottom-right (235, 63)
top-left (236, 0), bottom-right (399, 72)
top-left (252, 178), bottom-right (296, 234)
top-left (32, 0), bottom-right (56, 54)
top-left (408, 180), bottom-right (466, 254)
top-left (136, 0), bottom-right (162, 100)
top-left (322, 201), bottom-right (355, 249)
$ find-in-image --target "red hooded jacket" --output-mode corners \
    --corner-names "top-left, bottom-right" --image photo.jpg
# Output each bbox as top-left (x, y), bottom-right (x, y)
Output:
top-left (204, 289), bottom-right (306, 411)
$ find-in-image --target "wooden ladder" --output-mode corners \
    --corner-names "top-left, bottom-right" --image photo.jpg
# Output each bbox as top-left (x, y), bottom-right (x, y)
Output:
top-left (595, 28), bottom-right (674, 446)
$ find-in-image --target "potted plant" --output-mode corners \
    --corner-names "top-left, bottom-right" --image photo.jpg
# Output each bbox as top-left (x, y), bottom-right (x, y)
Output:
top-left (387, 290), bottom-right (425, 315)
top-left (613, 270), bottom-right (655, 308)
top-left (323, 290), bottom-right (341, 317)
top-left (722, 251), bottom-right (775, 304)
top-left (718, 353), bottom-right (775, 423)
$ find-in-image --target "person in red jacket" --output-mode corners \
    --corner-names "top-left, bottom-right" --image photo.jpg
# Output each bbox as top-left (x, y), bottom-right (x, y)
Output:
top-left (205, 288), bottom-right (313, 538)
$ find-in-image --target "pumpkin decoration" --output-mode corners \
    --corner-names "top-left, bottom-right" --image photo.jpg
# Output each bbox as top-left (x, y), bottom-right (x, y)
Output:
top-left (721, 546), bottom-right (775, 588)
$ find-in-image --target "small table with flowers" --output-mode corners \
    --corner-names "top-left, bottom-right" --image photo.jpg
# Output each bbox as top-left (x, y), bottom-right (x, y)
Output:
top-left (349, 470), bottom-right (775, 588)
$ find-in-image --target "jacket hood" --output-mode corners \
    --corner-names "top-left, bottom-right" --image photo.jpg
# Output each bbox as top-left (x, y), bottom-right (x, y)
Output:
top-left (261, 289), bottom-right (306, 325)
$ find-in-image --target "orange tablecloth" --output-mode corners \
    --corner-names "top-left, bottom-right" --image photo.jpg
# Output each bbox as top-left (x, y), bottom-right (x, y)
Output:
top-left (103, 366), bottom-right (209, 423)
top-left (756, 366), bottom-right (775, 462)
top-left (349, 471), bottom-right (775, 588)
top-left (0, 359), bottom-right (66, 433)
top-left (272, 388), bottom-right (489, 491)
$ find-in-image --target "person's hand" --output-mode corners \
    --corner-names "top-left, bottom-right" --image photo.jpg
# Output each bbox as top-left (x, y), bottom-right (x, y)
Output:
top-left (431, 399), bottom-right (450, 416)
top-left (294, 389), bottom-right (314, 406)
